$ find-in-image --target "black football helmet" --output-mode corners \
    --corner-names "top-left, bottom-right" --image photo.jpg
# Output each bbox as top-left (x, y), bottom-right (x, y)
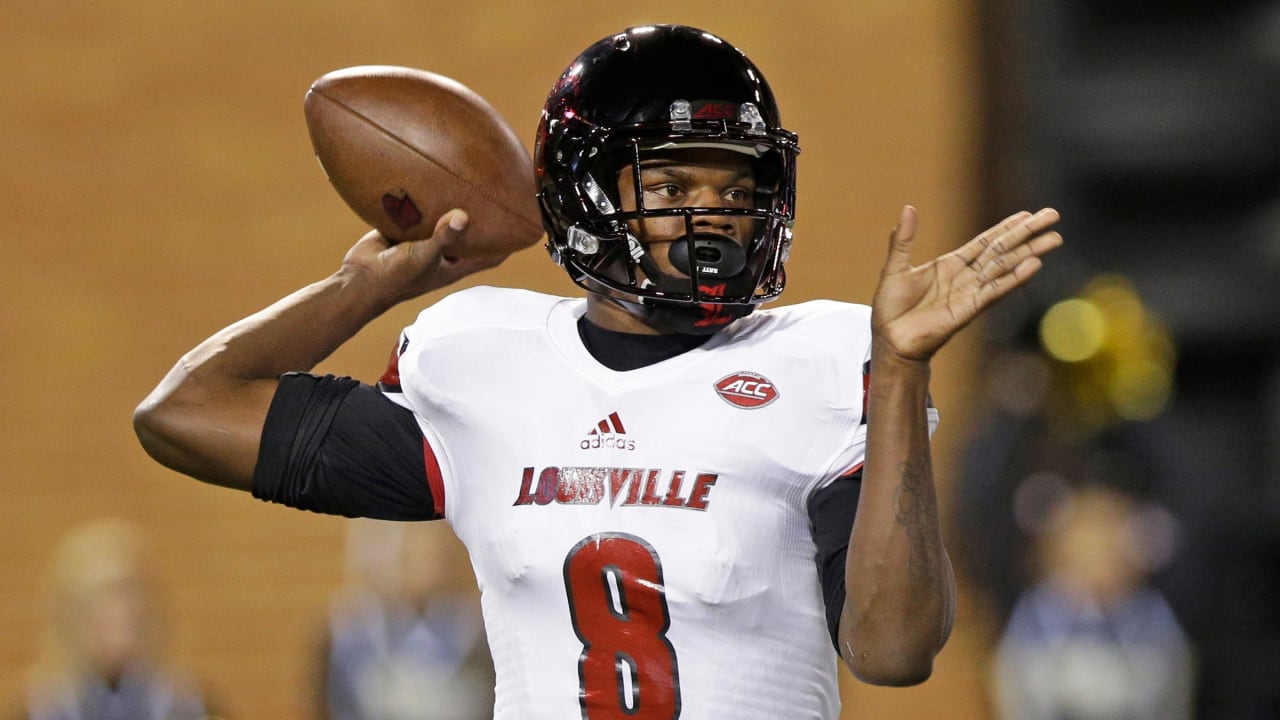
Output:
top-left (535, 25), bottom-right (800, 333)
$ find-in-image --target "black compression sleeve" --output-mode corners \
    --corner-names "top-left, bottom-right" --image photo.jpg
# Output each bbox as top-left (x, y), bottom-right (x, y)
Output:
top-left (252, 372), bottom-right (439, 520)
top-left (808, 469), bottom-right (862, 652)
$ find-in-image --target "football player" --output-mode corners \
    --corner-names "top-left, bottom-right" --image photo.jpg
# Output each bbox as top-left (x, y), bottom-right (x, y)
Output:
top-left (135, 24), bottom-right (1062, 719)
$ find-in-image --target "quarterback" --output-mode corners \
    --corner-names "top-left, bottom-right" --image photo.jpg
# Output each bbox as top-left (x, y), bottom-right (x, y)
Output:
top-left (135, 24), bottom-right (1062, 719)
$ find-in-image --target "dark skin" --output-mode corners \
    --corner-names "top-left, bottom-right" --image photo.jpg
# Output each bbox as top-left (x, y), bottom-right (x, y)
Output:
top-left (848, 203), bottom-right (1061, 683)
top-left (134, 147), bottom-right (1062, 685)
top-left (586, 148), bottom-right (758, 333)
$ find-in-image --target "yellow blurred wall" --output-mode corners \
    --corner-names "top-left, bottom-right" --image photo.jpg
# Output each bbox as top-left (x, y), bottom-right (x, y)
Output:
top-left (1, 2), bottom-right (995, 717)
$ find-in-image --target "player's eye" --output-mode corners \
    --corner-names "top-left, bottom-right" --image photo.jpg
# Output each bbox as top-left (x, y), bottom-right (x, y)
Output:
top-left (643, 184), bottom-right (683, 200)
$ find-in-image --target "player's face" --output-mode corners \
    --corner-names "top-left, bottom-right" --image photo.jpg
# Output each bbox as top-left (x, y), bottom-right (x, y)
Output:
top-left (616, 148), bottom-right (758, 279)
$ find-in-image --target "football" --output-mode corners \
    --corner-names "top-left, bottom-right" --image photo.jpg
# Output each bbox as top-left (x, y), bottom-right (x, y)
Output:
top-left (303, 65), bottom-right (544, 257)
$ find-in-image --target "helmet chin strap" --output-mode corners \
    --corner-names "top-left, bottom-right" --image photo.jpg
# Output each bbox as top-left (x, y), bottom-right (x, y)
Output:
top-left (618, 233), bottom-right (757, 334)
top-left (611, 291), bottom-right (755, 335)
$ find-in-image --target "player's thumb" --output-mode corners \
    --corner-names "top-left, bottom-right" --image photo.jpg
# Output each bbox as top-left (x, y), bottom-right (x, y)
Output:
top-left (883, 204), bottom-right (918, 274)
top-left (432, 209), bottom-right (470, 257)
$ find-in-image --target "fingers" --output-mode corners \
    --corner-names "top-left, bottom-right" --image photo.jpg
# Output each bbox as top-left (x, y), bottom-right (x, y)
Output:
top-left (955, 208), bottom-right (1053, 266)
top-left (972, 235), bottom-right (1061, 308)
top-left (966, 209), bottom-right (1061, 277)
top-left (953, 212), bottom-right (1024, 268)
top-left (943, 208), bottom-right (1061, 314)
top-left (973, 253), bottom-right (1047, 310)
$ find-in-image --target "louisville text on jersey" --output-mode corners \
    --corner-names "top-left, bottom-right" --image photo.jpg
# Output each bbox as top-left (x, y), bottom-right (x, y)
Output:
top-left (513, 466), bottom-right (719, 511)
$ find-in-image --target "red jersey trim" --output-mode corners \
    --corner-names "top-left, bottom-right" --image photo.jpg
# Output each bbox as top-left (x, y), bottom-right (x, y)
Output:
top-left (837, 461), bottom-right (864, 479)
top-left (423, 438), bottom-right (445, 518)
top-left (379, 341), bottom-right (403, 389)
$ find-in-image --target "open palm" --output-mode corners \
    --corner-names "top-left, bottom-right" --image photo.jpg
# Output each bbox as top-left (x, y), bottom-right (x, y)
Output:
top-left (871, 206), bottom-right (1063, 362)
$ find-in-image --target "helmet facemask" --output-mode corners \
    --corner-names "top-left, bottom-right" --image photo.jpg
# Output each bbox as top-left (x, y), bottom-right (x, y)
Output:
top-left (552, 117), bottom-right (797, 333)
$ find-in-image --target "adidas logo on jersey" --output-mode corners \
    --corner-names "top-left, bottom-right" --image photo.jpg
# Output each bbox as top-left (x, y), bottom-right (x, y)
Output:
top-left (581, 412), bottom-right (636, 451)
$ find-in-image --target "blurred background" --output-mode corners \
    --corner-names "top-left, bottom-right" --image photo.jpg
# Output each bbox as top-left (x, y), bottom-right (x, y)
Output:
top-left (2, 1), bottom-right (1276, 718)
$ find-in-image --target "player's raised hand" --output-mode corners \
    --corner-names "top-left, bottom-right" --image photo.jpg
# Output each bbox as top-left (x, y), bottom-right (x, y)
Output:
top-left (870, 205), bottom-right (1062, 363)
top-left (341, 209), bottom-right (507, 309)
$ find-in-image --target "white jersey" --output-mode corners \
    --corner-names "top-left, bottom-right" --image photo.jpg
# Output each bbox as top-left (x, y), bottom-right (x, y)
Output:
top-left (387, 286), bottom-right (938, 720)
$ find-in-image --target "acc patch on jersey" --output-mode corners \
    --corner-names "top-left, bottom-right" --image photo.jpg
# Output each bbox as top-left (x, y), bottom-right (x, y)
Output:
top-left (714, 371), bottom-right (779, 409)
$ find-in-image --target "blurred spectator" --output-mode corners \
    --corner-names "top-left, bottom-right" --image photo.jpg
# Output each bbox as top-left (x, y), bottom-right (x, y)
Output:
top-left (991, 483), bottom-right (1194, 720)
top-left (18, 518), bottom-right (210, 720)
top-left (317, 519), bottom-right (494, 720)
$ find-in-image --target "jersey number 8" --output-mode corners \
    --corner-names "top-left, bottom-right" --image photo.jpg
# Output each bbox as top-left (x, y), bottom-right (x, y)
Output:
top-left (564, 533), bottom-right (681, 719)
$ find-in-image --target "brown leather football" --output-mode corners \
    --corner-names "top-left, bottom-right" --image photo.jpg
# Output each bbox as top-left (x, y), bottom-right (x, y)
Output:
top-left (304, 65), bottom-right (544, 256)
